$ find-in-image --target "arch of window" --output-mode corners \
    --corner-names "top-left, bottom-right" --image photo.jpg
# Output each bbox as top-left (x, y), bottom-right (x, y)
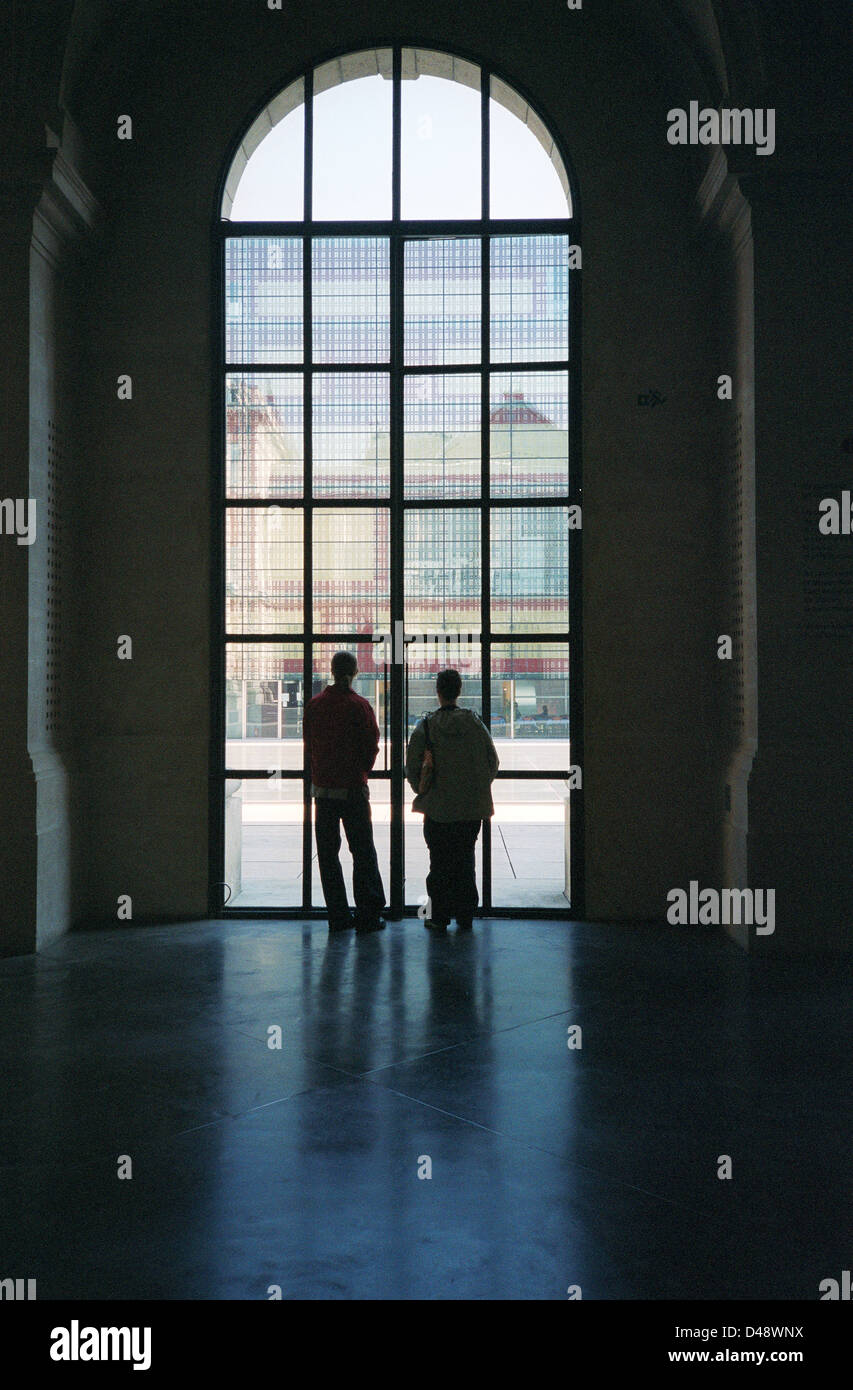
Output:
top-left (221, 48), bottom-right (572, 221)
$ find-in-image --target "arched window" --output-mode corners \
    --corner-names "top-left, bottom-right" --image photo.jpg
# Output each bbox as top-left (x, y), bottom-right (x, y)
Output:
top-left (216, 47), bottom-right (581, 918)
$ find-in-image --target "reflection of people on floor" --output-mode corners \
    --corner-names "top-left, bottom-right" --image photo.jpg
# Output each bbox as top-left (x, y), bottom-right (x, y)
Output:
top-left (406, 668), bottom-right (499, 931)
top-left (315, 923), bottom-right (385, 1071)
top-left (304, 650), bottom-right (386, 934)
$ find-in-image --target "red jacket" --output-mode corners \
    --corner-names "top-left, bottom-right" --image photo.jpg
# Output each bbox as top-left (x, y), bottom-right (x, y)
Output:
top-left (304, 684), bottom-right (380, 789)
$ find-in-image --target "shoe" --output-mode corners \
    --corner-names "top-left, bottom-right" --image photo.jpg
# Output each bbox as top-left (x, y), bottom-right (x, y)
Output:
top-left (328, 916), bottom-right (354, 932)
top-left (355, 917), bottom-right (386, 934)
top-left (456, 918), bottom-right (473, 930)
top-left (424, 918), bottom-right (449, 931)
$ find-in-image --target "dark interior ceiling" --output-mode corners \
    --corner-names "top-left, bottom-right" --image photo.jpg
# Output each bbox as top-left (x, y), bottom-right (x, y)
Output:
top-left (4, 1), bottom-right (850, 178)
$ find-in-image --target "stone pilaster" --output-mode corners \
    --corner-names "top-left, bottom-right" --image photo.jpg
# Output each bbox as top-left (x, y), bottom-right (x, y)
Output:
top-left (694, 147), bottom-right (758, 948)
top-left (743, 157), bottom-right (853, 952)
top-left (0, 134), bottom-right (102, 955)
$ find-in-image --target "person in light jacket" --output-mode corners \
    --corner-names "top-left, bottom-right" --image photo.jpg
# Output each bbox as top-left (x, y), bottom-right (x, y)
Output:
top-left (406, 669), bottom-right (499, 931)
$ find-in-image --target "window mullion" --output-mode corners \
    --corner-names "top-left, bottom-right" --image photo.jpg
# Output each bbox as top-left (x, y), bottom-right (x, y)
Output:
top-left (392, 46), bottom-right (401, 223)
top-left (302, 66), bottom-right (314, 909)
top-left (389, 46), bottom-right (404, 917)
top-left (481, 69), bottom-right (492, 911)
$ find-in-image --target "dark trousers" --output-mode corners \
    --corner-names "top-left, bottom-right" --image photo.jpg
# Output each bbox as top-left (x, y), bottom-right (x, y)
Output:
top-left (315, 789), bottom-right (385, 927)
top-left (423, 817), bottom-right (481, 924)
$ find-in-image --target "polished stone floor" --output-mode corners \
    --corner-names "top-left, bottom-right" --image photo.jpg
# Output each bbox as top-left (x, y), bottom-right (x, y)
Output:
top-left (0, 917), bottom-right (849, 1300)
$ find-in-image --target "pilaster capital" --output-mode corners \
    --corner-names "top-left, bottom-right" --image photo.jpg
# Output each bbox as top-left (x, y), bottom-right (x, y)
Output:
top-left (33, 145), bottom-right (104, 269)
top-left (694, 148), bottom-right (753, 258)
top-left (0, 141), bottom-right (103, 266)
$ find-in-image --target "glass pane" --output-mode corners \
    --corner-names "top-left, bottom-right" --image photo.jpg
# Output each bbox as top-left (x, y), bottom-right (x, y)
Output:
top-left (490, 643), bottom-right (571, 769)
top-left (313, 373), bottom-right (389, 498)
top-left (226, 238), bottom-right (303, 364)
top-left (404, 374), bottom-right (480, 500)
top-left (312, 509), bottom-right (390, 633)
top-left (491, 779), bottom-right (569, 908)
top-left (224, 778), bottom-right (305, 908)
top-left (404, 239), bottom-right (481, 366)
top-left (401, 55), bottom-right (481, 219)
top-left (491, 507), bottom-right (569, 634)
top-left (404, 508), bottom-right (481, 632)
top-left (489, 86), bottom-right (570, 219)
top-left (406, 640), bottom-right (482, 736)
top-left (490, 371), bottom-right (569, 497)
top-left (312, 238), bottom-right (390, 363)
top-left (311, 640), bottom-right (389, 772)
top-left (225, 508), bottom-right (303, 634)
top-left (225, 643), bottom-right (305, 770)
top-left (226, 375), bottom-right (303, 498)
top-left (312, 61), bottom-right (392, 219)
top-left (490, 236), bottom-right (569, 363)
top-left (230, 96), bottom-right (304, 221)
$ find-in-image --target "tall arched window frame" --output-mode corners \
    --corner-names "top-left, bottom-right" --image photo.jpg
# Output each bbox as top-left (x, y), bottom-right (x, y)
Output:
top-left (214, 46), bottom-right (583, 919)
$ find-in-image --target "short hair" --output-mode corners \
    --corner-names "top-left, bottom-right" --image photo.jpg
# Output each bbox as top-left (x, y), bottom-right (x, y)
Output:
top-left (436, 668), bottom-right (462, 700)
top-left (331, 650), bottom-right (358, 682)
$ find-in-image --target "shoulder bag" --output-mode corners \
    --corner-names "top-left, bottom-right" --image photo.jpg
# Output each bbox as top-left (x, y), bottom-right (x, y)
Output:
top-left (417, 714), bottom-right (435, 794)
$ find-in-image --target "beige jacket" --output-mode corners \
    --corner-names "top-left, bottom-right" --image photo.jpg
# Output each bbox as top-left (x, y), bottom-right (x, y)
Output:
top-left (406, 706), bottom-right (499, 822)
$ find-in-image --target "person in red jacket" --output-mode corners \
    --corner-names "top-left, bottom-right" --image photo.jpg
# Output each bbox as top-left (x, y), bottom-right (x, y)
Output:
top-left (303, 650), bottom-right (386, 933)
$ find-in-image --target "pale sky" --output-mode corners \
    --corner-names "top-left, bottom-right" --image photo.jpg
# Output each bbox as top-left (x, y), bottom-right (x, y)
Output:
top-left (230, 74), bottom-right (570, 221)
